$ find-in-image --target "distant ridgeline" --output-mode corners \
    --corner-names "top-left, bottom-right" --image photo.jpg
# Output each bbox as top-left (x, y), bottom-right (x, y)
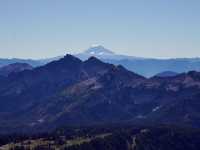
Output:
top-left (1, 46), bottom-right (200, 77)
top-left (0, 63), bottom-right (33, 77)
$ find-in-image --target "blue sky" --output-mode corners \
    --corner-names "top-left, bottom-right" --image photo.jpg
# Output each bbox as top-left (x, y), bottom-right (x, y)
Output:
top-left (0, 0), bottom-right (200, 59)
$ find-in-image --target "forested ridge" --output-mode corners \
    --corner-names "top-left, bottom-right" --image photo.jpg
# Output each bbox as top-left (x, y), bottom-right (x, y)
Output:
top-left (0, 125), bottom-right (200, 150)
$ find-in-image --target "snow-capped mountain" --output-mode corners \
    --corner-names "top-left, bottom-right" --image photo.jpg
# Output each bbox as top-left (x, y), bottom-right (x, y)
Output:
top-left (84, 45), bottom-right (114, 55)
top-left (76, 45), bottom-right (141, 60)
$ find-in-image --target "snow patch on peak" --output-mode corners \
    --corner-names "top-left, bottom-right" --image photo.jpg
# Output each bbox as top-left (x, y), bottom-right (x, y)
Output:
top-left (152, 106), bottom-right (161, 112)
top-left (90, 44), bottom-right (101, 48)
top-left (85, 45), bottom-right (114, 56)
top-left (90, 51), bottom-right (95, 55)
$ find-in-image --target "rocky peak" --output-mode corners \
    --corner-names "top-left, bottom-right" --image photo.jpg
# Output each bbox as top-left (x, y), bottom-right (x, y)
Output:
top-left (84, 56), bottom-right (105, 65)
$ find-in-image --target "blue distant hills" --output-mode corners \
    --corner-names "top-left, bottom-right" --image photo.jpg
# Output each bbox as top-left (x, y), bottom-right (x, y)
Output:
top-left (1, 45), bottom-right (200, 77)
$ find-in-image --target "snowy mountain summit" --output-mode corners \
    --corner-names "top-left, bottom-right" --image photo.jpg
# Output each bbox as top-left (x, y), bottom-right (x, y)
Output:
top-left (76, 45), bottom-right (141, 60)
top-left (84, 45), bottom-right (114, 56)
top-left (76, 45), bottom-right (117, 60)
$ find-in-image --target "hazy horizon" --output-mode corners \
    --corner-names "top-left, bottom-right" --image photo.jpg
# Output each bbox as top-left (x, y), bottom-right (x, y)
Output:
top-left (1, 45), bottom-right (200, 60)
top-left (0, 0), bottom-right (200, 59)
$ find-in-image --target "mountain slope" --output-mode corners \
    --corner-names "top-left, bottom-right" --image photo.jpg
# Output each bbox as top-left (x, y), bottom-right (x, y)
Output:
top-left (0, 55), bottom-right (118, 130)
top-left (0, 63), bottom-right (33, 77)
top-left (0, 55), bottom-right (200, 133)
top-left (154, 71), bottom-right (178, 77)
top-left (0, 58), bottom-right (42, 67)
top-left (28, 64), bottom-right (146, 128)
